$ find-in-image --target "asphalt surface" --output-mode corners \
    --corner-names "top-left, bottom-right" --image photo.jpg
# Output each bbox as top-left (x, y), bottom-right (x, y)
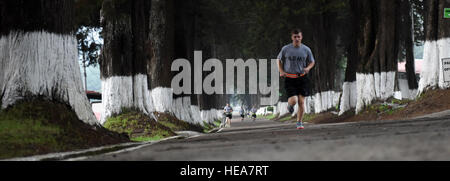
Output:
top-left (83, 114), bottom-right (450, 161)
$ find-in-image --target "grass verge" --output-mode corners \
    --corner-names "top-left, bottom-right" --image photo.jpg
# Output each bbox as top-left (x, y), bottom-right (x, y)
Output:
top-left (0, 98), bottom-right (129, 160)
top-left (103, 109), bottom-right (211, 142)
top-left (103, 109), bottom-right (176, 142)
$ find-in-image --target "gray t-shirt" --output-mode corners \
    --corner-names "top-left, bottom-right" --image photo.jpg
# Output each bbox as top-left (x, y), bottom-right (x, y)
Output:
top-left (277, 43), bottom-right (315, 74)
top-left (224, 106), bottom-right (233, 113)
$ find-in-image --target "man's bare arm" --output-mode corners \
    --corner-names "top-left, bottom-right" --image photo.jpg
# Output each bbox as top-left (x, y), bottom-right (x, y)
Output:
top-left (277, 59), bottom-right (287, 77)
top-left (304, 61), bottom-right (315, 74)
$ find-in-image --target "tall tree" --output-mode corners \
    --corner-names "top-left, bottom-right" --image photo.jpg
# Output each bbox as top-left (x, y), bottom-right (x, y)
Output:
top-left (402, 0), bottom-right (419, 98)
top-left (0, 0), bottom-right (97, 125)
top-left (100, 0), bottom-right (155, 123)
top-left (339, 0), bottom-right (360, 115)
top-left (173, 0), bottom-right (231, 122)
top-left (148, 0), bottom-right (175, 109)
top-left (306, 0), bottom-right (345, 113)
top-left (418, 0), bottom-right (450, 93)
top-left (340, 0), bottom-right (401, 114)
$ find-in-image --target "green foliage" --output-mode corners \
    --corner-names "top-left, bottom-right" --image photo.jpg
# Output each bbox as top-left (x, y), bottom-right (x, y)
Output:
top-left (391, 99), bottom-right (412, 105)
top-left (131, 135), bottom-right (165, 142)
top-left (213, 119), bottom-right (221, 127)
top-left (410, 0), bottom-right (425, 45)
top-left (202, 120), bottom-right (222, 133)
top-left (103, 110), bottom-right (177, 142)
top-left (0, 100), bottom-right (74, 159)
top-left (130, 129), bottom-right (172, 142)
top-left (0, 113), bottom-right (63, 159)
top-left (104, 110), bottom-right (214, 141)
top-left (77, 26), bottom-right (102, 67)
top-left (158, 121), bottom-right (177, 131)
top-left (103, 113), bottom-right (133, 135)
top-left (365, 101), bottom-right (408, 115)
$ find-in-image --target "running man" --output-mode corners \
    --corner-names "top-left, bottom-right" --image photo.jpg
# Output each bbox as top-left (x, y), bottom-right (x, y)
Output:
top-left (239, 106), bottom-right (245, 121)
top-left (277, 28), bottom-right (315, 130)
top-left (223, 104), bottom-right (233, 127)
top-left (250, 106), bottom-right (257, 121)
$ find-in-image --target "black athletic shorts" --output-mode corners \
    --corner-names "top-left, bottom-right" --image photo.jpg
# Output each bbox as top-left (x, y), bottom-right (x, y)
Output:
top-left (284, 76), bottom-right (311, 98)
top-left (225, 113), bottom-right (232, 119)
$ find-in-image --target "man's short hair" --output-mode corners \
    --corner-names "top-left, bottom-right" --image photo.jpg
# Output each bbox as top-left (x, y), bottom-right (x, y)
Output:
top-left (291, 28), bottom-right (302, 35)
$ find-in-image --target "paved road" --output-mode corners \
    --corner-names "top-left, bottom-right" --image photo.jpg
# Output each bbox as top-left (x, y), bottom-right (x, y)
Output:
top-left (84, 114), bottom-right (450, 161)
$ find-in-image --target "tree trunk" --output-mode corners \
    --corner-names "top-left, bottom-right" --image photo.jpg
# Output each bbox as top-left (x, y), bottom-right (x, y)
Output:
top-left (339, 0), bottom-right (360, 115)
top-left (309, 8), bottom-right (340, 114)
top-left (403, 0), bottom-right (419, 99)
top-left (147, 0), bottom-right (178, 115)
top-left (418, 0), bottom-right (450, 93)
top-left (354, 0), bottom-right (400, 113)
top-left (173, 0), bottom-right (201, 119)
top-left (83, 56), bottom-right (88, 91)
top-left (0, 0), bottom-right (98, 125)
top-left (173, 0), bottom-right (219, 124)
top-left (101, 0), bottom-right (221, 124)
top-left (148, 0), bottom-right (174, 102)
top-left (100, 0), bottom-right (155, 123)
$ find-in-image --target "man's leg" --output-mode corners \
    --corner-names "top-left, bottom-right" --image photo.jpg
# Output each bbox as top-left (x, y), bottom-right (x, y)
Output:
top-left (297, 95), bottom-right (305, 122)
top-left (295, 94), bottom-right (305, 129)
top-left (287, 95), bottom-right (297, 114)
top-left (288, 96), bottom-right (297, 106)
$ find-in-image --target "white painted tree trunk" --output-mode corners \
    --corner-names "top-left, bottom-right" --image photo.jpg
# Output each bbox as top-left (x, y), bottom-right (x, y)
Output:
top-left (418, 38), bottom-right (450, 94)
top-left (151, 87), bottom-right (173, 113)
top-left (275, 102), bottom-right (289, 116)
top-left (0, 31), bottom-right (98, 125)
top-left (172, 96), bottom-right (221, 124)
top-left (201, 109), bottom-right (221, 124)
top-left (101, 76), bottom-right (222, 125)
top-left (398, 78), bottom-right (417, 100)
top-left (312, 91), bottom-right (340, 114)
top-left (355, 72), bottom-right (396, 113)
top-left (101, 74), bottom-right (155, 124)
top-left (338, 81), bottom-right (357, 115)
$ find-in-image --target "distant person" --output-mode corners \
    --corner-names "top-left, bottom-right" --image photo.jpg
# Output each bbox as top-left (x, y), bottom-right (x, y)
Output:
top-left (239, 107), bottom-right (245, 121)
top-left (276, 28), bottom-right (315, 130)
top-left (223, 104), bottom-right (233, 127)
top-left (250, 107), bottom-right (257, 121)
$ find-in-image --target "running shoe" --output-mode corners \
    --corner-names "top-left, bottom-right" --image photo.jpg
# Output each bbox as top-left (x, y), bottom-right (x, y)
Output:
top-left (296, 121), bottom-right (304, 130)
top-left (287, 104), bottom-right (294, 114)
